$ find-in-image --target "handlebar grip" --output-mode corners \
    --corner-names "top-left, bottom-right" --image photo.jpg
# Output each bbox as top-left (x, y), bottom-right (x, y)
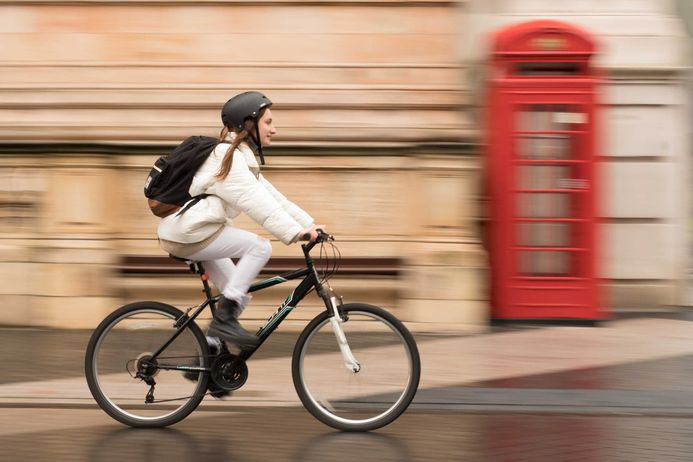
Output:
top-left (300, 229), bottom-right (332, 243)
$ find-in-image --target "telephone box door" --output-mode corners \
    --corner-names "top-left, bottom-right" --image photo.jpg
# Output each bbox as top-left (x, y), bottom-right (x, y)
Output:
top-left (496, 94), bottom-right (601, 319)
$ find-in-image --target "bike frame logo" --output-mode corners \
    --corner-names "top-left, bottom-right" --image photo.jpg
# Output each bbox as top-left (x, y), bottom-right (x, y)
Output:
top-left (260, 292), bottom-right (294, 333)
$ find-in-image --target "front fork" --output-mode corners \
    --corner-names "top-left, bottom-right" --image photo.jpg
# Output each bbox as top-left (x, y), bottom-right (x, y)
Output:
top-left (321, 285), bottom-right (361, 373)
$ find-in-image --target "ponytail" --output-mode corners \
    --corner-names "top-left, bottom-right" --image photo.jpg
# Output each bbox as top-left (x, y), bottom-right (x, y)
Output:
top-left (215, 107), bottom-right (268, 180)
top-left (215, 119), bottom-right (255, 180)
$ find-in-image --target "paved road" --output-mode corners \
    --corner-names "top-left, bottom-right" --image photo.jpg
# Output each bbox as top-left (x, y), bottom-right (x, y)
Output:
top-left (3, 407), bottom-right (693, 461)
top-left (4, 312), bottom-right (693, 460)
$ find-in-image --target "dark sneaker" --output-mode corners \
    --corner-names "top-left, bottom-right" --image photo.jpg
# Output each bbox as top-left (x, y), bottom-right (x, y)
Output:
top-left (207, 319), bottom-right (259, 349)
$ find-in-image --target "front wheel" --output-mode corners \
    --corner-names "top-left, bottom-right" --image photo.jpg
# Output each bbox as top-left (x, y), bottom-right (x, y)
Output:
top-left (292, 303), bottom-right (420, 431)
top-left (85, 301), bottom-right (210, 427)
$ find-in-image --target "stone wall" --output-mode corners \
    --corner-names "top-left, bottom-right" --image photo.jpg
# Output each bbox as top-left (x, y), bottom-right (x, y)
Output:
top-left (0, 1), bottom-right (488, 331)
top-left (3, 0), bottom-right (686, 330)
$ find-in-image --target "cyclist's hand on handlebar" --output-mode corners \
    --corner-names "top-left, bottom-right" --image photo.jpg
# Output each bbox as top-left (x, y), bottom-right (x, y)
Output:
top-left (298, 225), bottom-right (332, 243)
top-left (299, 226), bottom-right (319, 243)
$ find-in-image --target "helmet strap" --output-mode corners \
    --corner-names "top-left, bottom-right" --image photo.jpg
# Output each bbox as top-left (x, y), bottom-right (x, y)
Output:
top-left (255, 123), bottom-right (265, 165)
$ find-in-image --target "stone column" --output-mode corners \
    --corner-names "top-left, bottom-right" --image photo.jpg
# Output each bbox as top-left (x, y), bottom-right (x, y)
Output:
top-left (0, 156), bottom-right (44, 326)
top-left (400, 152), bottom-right (489, 332)
top-left (30, 154), bottom-right (120, 328)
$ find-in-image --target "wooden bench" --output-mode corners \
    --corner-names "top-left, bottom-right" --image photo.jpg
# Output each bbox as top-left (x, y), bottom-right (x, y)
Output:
top-left (118, 255), bottom-right (402, 277)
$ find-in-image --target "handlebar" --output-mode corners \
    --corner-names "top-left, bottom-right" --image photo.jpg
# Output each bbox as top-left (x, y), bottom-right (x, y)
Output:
top-left (300, 229), bottom-right (334, 252)
top-left (300, 228), bottom-right (332, 242)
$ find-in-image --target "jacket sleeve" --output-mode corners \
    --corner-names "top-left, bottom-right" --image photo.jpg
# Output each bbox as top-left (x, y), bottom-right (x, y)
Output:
top-left (258, 173), bottom-right (314, 229)
top-left (211, 150), bottom-right (304, 245)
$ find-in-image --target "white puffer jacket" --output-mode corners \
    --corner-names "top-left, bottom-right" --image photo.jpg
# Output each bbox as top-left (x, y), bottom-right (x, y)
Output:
top-left (157, 139), bottom-right (314, 245)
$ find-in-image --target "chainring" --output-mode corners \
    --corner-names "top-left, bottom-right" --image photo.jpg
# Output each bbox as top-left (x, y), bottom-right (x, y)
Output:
top-left (211, 353), bottom-right (248, 391)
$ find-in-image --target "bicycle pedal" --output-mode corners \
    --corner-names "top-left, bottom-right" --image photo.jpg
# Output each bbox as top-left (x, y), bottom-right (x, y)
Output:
top-left (183, 370), bottom-right (200, 382)
top-left (209, 383), bottom-right (232, 399)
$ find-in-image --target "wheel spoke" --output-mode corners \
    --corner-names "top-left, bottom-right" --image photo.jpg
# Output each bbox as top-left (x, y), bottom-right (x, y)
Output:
top-left (293, 305), bottom-right (420, 431)
top-left (85, 303), bottom-right (210, 427)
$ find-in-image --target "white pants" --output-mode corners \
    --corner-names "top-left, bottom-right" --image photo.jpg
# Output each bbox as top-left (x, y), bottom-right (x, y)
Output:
top-left (188, 226), bottom-right (272, 312)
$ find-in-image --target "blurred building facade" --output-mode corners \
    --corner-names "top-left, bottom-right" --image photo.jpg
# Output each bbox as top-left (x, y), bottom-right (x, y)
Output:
top-left (0, 0), bottom-right (689, 330)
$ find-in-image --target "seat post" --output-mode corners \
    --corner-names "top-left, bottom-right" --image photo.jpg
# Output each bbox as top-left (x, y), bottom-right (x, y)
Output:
top-left (193, 261), bottom-right (216, 304)
top-left (169, 254), bottom-right (216, 307)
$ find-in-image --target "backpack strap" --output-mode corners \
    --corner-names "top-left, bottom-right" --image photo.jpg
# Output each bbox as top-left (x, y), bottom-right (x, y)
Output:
top-left (175, 194), bottom-right (210, 217)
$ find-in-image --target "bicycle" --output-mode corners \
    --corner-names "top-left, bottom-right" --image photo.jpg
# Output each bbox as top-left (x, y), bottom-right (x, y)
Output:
top-left (85, 230), bottom-right (421, 431)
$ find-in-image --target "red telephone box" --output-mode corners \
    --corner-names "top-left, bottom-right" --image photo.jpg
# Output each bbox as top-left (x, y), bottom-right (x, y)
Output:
top-left (486, 20), bottom-right (604, 320)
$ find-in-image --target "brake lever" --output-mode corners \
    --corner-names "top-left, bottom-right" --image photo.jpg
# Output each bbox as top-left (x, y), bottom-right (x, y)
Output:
top-left (316, 229), bottom-right (334, 241)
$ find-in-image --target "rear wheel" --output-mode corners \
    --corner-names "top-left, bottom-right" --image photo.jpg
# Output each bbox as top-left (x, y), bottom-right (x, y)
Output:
top-left (85, 301), bottom-right (210, 427)
top-left (292, 303), bottom-right (420, 431)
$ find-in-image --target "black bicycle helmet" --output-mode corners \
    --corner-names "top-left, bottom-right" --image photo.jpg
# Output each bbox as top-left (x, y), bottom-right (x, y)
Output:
top-left (221, 91), bottom-right (272, 164)
top-left (221, 91), bottom-right (272, 131)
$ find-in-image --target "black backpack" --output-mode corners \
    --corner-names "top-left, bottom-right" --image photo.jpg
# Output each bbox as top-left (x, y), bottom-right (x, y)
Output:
top-left (144, 136), bottom-right (218, 218)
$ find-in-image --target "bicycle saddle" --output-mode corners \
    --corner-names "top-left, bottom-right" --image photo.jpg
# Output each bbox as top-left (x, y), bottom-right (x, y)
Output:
top-left (169, 254), bottom-right (196, 264)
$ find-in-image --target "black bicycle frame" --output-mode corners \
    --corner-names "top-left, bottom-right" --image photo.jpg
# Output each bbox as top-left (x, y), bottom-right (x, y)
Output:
top-left (149, 239), bottom-right (331, 368)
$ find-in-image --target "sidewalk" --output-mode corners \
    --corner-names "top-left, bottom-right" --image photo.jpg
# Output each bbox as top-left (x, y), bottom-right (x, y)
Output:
top-left (3, 310), bottom-right (693, 413)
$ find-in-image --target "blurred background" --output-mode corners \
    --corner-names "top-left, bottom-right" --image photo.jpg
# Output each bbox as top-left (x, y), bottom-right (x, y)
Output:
top-left (0, 0), bottom-right (691, 331)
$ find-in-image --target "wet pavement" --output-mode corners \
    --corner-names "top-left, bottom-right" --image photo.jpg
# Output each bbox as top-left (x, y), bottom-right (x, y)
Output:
top-left (4, 311), bottom-right (693, 460)
top-left (3, 408), bottom-right (693, 461)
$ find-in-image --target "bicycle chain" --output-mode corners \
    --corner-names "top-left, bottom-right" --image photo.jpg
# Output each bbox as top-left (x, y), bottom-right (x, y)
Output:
top-left (147, 390), bottom-right (222, 404)
top-left (127, 354), bottom-right (231, 403)
top-left (126, 354), bottom-right (218, 378)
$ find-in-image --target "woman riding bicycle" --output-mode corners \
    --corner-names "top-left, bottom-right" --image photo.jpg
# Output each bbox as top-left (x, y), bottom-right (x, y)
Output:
top-left (87, 103), bottom-right (419, 426)
top-left (157, 91), bottom-right (321, 349)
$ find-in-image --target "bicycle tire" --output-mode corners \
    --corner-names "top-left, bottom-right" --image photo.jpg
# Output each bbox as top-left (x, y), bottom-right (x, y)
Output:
top-left (292, 303), bottom-right (420, 431)
top-left (85, 301), bottom-right (210, 427)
